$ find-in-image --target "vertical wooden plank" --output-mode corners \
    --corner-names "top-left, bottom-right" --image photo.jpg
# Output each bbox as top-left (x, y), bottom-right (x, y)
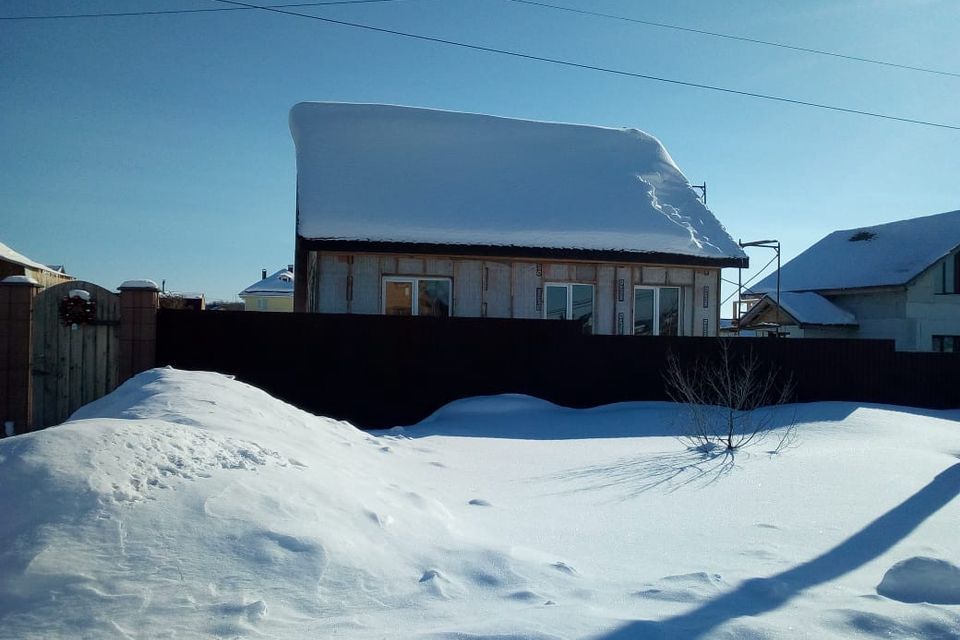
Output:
top-left (318, 254), bottom-right (349, 313)
top-left (693, 268), bottom-right (715, 337)
top-left (642, 266), bottom-right (667, 285)
top-left (544, 263), bottom-right (569, 282)
top-left (596, 265), bottom-right (615, 335)
top-left (575, 264), bottom-right (597, 282)
top-left (397, 257), bottom-right (424, 275)
top-left (381, 256), bottom-right (397, 274)
top-left (667, 267), bottom-right (694, 286)
top-left (512, 262), bottom-right (541, 319)
top-left (424, 258), bottom-right (454, 277)
top-left (483, 261), bottom-right (512, 318)
top-left (352, 255), bottom-right (381, 315)
top-left (683, 285), bottom-right (694, 336)
top-left (615, 266), bottom-right (631, 336)
top-left (453, 260), bottom-right (483, 317)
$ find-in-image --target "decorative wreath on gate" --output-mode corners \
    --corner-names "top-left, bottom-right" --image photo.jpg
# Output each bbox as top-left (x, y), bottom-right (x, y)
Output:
top-left (59, 295), bottom-right (97, 327)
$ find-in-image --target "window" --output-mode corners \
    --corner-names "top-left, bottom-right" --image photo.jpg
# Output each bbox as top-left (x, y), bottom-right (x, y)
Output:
top-left (932, 335), bottom-right (959, 353)
top-left (634, 287), bottom-right (681, 336)
top-left (382, 277), bottom-right (451, 317)
top-left (256, 298), bottom-right (267, 311)
top-left (544, 283), bottom-right (593, 333)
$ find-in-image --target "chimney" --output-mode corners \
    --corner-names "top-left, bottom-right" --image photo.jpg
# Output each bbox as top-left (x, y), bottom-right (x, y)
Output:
top-left (287, 264), bottom-right (294, 273)
top-left (261, 268), bottom-right (267, 280)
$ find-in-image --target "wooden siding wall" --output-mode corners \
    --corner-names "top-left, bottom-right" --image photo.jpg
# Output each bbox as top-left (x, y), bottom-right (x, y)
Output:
top-left (306, 251), bottom-right (720, 336)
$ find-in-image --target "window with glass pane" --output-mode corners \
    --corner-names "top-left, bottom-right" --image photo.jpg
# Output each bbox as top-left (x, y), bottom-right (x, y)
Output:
top-left (659, 287), bottom-right (680, 336)
top-left (634, 289), bottom-right (654, 336)
top-left (545, 285), bottom-right (568, 321)
top-left (418, 279), bottom-right (451, 318)
top-left (544, 283), bottom-right (593, 333)
top-left (384, 280), bottom-right (414, 315)
top-left (634, 286), bottom-right (682, 336)
top-left (571, 284), bottom-right (593, 332)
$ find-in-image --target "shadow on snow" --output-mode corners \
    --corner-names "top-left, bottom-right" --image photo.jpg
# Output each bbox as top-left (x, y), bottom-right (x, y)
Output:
top-left (594, 462), bottom-right (960, 639)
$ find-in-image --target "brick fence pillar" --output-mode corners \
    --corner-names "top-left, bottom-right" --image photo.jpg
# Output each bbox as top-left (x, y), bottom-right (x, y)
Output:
top-left (119, 280), bottom-right (160, 383)
top-left (0, 276), bottom-right (41, 437)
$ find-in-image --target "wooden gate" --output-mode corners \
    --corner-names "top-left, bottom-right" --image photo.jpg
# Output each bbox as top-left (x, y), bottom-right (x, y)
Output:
top-left (31, 281), bottom-right (121, 428)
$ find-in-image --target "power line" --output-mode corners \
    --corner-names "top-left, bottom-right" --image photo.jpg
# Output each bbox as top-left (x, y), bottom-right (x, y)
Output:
top-left (503, 0), bottom-right (960, 80)
top-left (0, 0), bottom-right (407, 21)
top-left (211, 0), bottom-right (960, 131)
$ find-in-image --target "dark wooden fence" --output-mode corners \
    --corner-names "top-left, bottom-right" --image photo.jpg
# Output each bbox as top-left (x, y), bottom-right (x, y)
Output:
top-left (156, 310), bottom-right (960, 428)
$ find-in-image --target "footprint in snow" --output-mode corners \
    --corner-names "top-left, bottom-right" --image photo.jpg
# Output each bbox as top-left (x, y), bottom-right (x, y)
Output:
top-left (468, 498), bottom-right (492, 507)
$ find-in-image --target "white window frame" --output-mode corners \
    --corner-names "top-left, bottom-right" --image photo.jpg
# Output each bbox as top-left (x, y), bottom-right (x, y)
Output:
top-left (543, 282), bottom-right (594, 322)
top-left (633, 286), bottom-right (682, 336)
top-left (381, 276), bottom-right (453, 316)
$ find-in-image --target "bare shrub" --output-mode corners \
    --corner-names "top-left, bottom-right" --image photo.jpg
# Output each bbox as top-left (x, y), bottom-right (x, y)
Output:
top-left (664, 340), bottom-right (797, 453)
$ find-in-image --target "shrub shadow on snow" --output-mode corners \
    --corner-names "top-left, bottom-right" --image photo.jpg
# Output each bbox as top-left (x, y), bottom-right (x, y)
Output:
top-left (596, 463), bottom-right (960, 640)
top-left (547, 448), bottom-right (737, 499)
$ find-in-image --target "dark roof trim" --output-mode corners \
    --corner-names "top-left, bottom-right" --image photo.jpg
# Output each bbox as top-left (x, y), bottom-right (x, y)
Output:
top-left (297, 237), bottom-right (748, 268)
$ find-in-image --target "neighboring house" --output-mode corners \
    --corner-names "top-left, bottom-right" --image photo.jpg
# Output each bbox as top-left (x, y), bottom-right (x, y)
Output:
top-left (739, 209), bottom-right (960, 351)
top-left (239, 267), bottom-right (294, 312)
top-left (0, 240), bottom-right (74, 289)
top-left (289, 102), bottom-right (747, 336)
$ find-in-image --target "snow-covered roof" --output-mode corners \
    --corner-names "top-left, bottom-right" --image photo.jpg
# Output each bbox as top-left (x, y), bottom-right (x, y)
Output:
top-left (290, 103), bottom-right (746, 264)
top-left (0, 240), bottom-right (61, 274)
top-left (742, 292), bottom-right (857, 327)
top-left (754, 210), bottom-right (960, 293)
top-left (239, 268), bottom-right (294, 297)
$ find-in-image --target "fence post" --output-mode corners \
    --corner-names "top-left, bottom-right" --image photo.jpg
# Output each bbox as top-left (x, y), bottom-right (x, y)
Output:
top-left (0, 276), bottom-right (41, 436)
top-left (119, 280), bottom-right (160, 383)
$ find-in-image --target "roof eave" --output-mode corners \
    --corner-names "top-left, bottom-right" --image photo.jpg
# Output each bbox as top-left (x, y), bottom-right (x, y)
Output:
top-left (297, 237), bottom-right (748, 268)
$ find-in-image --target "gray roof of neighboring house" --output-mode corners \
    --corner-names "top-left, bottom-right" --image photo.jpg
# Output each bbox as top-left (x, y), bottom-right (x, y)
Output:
top-left (239, 268), bottom-right (294, 297)
top-left (754, 209), bottom-right (960, 293)
top-left (741, 292), bottom-right (858, 327)
top-left (290, 102), bottom-right (746, 263)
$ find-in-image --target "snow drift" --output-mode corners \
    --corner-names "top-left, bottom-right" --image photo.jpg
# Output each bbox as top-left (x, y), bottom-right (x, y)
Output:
top-left (1, 368), bottom-right (958, 639)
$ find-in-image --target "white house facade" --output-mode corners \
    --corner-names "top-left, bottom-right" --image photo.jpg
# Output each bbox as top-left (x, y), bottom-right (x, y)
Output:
top-left (741, 210), bottom-right (960, 351)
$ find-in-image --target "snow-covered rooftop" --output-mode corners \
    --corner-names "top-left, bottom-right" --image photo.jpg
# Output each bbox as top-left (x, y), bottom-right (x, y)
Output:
top-left (754, 209), bottom-right (960, 293)
top-left (290, 103), bottom-right (746, 263)
top-left (743, 292), bottom-right (858, 326)
top-left (239, 268), bottom-right (294, 297)
top-left (0, 240), bottom-right (61, 274)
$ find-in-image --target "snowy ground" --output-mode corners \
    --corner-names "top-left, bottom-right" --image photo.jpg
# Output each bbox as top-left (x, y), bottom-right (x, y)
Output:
top-left (1, 368), bottom-right (958, 639)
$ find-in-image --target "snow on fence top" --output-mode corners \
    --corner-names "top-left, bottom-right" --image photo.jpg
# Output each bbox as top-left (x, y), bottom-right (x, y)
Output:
top-left (290, 103), bottom-right (746, 262)
top-left (755, 209), bottom-right (960, 293)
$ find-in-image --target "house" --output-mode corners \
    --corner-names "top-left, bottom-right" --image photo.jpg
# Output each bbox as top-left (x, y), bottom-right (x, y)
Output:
top-left (0, 240), bottom-right (74, 289)
top-left (289, 103), bottom-right (747, 335)
top-left (739, 209), bottom-right (960, 351)
top-left (239, 267), bottom-right (294, 312)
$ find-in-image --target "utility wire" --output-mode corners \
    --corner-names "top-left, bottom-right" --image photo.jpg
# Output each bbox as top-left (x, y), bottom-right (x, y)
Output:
top-left (0, 0), bottom-right (407, 21)
top-left (210, 0), bottom-right (960, 131)
top-left (504, 0), bottom-right (960, 80)
top-left (720, 255), bottom-right (778, 307)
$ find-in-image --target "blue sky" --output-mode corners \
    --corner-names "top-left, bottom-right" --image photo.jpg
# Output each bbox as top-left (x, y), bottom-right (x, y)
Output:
top-left (3, 0), bottom-right (959, 309)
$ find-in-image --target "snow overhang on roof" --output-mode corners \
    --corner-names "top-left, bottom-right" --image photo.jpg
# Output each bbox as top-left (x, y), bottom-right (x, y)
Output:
top-left (239, 268), bottom-right (294, 297)
top-left (741, 292), bottom-right (857, 327)
top-left (290, 103), bottom-right (747, 266)
top-left (0, 240), bottom-right (61, 274)
top-left (754, 209), bottom-right (960, 293)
